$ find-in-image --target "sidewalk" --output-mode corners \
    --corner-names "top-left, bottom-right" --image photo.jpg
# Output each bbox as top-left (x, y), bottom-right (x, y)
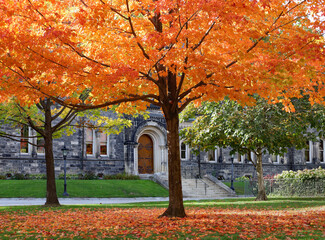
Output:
top-left (0, 196), bottom-right (244, 206)
top-left (0, 197), bottom-right (169, 206)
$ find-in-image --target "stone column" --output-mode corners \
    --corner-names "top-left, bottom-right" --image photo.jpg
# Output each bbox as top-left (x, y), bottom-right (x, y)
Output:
top-left (160, 144), bottom-right (168, 175)
top-left (124, 141), bottom-right (138, 175)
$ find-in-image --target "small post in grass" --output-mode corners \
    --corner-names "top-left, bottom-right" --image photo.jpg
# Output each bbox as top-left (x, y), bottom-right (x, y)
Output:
top-left (230, 155), bottom-right (235, 191)
top-left (61, 145), bottom-right (69, 196)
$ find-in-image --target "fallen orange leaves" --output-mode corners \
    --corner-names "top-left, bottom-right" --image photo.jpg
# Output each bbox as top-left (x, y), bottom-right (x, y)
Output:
top-left (0, 207), bottom-right (324, 239)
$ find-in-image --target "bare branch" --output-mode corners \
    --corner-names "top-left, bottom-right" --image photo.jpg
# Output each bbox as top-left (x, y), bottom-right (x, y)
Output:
top-left (79, 0), bottom-right (88, 7)
top-left (192, 21), bottom-right (216, 51)
top-left (64, 42), bottom-right (110, 68)
top-left (126, 0), bottom-right (150, 60)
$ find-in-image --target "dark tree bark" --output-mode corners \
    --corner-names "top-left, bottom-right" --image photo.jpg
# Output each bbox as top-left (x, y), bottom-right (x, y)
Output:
top-left (255, 151), bottom-right (267, 201)
top-left (158, 69), bottom-right (187, 218)
top-left (159, 110), bottom-right (186, 218)
top-left (43, 99), bottom-right (60, 206)
top-left (44, 134), bottom-right (60, 206)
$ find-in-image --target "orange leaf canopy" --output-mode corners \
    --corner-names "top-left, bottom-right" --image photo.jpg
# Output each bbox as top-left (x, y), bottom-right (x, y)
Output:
top-left (0, 0), bottom-right (324, 110)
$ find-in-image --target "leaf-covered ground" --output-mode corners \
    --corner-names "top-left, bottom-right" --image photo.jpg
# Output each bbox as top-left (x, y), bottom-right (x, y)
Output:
top-left (1, 206), bottom-right (324, 239)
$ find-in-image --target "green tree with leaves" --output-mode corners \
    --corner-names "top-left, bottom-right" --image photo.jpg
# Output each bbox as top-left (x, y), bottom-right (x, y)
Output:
top-left (0, 98), bottom-right (131, 206)
top-left (181, 96), bottom-right (319, 200)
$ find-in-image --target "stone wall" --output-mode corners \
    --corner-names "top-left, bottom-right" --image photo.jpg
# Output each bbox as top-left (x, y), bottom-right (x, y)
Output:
top-left (181, 160), bottom-right (324, 180)
top-left (0, 157), bottom-right (125, 176)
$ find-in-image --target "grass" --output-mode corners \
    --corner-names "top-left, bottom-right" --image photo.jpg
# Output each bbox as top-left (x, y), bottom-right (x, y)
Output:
top-left (1, 196), bottom-right (324, 211)
top-left (0, 180), bottom-right (169, 198)
top-left (223, 181), bottom-right (246, 195)
top-left (0, 197), bottom-right (324, 239)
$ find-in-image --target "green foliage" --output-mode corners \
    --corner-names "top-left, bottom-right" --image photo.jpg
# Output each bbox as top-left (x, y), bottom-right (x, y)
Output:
top-left (29, 174), bottom-right (47, 180)
top-left (12, 173), bottom-right (25, 180)
top-left (77, 109), bottom-right (133, 135)
top-left (103, 173), bottom-right (140, 180)
top-left (58, 173), bottom-right (82, 180)
top-left (180, 96), bottom-right (319, 157)
top-left (0, 175), bottom-right (5, 180)
top-left (270, 178), bottom-right (325, 197)
top-left (83, 171), bottom-right (98, 180)
top-left (235, 176), bottom-right (250, 181)
top-left (275, 167), bottom-right (325, 180)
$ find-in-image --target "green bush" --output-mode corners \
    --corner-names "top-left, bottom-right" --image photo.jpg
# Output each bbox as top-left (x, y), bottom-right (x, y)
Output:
top-left (103, 173), bottom-right (140, 180)
top-left (12, 173), bottom-right (25, 180)
top-left (235, 176), bottom-right (250, 181)
top-left (271, 167), bottom-right (325, 197)
top-left (275, 167), bottom-right (325, 181)
top-left (58, 173), bottom-right (80, 180)
top-left (83, 171), bottom-right (98, 180)
top-left (0, 174), bottom-right (6, 180)
top-left (29, 174), bottom-right (46, 180)
top-left (77, 173), bottom-right (84, 180)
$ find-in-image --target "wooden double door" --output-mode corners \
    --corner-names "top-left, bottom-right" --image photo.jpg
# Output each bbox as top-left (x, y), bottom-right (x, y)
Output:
top-left (138, 134), bottom-right (154, 174)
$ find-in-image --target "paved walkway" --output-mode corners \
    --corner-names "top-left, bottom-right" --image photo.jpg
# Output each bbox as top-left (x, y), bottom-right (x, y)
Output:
top-left (0, 196), bottom-right (244, 206)
top-left (0, 197), bottom-right (169, 206)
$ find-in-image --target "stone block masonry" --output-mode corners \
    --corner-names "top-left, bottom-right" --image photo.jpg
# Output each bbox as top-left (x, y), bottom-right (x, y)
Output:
top-left (0, 158), bottom-right (125, 176)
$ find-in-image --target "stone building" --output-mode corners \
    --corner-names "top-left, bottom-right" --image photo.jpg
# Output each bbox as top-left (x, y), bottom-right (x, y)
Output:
top-left (0, 105), bottom-right (324, 180)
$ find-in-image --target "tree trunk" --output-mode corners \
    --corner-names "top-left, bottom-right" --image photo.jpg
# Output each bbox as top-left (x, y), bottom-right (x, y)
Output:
top-left (44, 135), bottom-right (60, 206)
top-left (43, 99), bottom-right (60, 206)
top-left (159, 111), bottom-right (186, 218)
top-left (255, 152), bottom-right (267, 201)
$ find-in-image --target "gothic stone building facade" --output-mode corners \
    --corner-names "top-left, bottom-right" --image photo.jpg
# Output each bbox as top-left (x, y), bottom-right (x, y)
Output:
top-left (0, 105), bottom-right (324, 180)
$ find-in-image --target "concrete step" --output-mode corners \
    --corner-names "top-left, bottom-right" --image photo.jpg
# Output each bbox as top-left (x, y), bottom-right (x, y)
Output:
top-left (152, 173), bottom-right (236, 198)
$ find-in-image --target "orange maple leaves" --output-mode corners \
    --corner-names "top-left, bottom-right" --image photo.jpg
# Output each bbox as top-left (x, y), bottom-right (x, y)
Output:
top-left (0, 206), bottom-right (324, 239)
top-left (0, 0), bottom-right (325, 108)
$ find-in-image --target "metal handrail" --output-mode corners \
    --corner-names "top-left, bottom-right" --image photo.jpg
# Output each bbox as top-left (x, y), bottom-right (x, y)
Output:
top-left (195, 177), bottom-right (209, 195)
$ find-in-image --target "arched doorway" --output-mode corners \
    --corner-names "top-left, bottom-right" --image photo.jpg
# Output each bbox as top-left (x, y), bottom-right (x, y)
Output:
top-left (138, 134), bottom-right (154, 174)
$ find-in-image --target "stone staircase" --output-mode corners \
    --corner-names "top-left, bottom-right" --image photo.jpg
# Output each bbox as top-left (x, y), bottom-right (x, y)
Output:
top-left (152, 173), bottom-right (236, 198)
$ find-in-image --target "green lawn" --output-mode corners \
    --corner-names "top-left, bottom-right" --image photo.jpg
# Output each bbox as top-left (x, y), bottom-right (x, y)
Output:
top-left (0, 180), bottom-right (169, 198)
top-left (223, 181), bottom-right (246, 195)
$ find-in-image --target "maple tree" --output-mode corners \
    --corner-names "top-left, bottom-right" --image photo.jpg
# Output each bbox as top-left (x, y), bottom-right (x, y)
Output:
top-left (0, 0), bottom-right (325, 217)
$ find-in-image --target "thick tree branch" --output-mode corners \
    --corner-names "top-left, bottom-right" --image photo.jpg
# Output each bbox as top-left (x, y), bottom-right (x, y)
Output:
top-left (51, 106), bottom-right (67, 121)
top-left (178, 81), bottom-right (206, 101)
top-left (15, 103), bottom-right (45, 136)
top-left (179, 94), bottom-right (204, 112)
top-left (152, 11), bottom-right (200, 69)
top-left (52, 109), bottom-right (78, 133)
top-left (175, 57), bottom-right (188, 100)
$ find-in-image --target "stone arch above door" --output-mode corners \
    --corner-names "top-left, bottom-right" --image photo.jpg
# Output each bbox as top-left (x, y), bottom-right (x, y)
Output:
top-left (134, 122), bottom-right (167, 175)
